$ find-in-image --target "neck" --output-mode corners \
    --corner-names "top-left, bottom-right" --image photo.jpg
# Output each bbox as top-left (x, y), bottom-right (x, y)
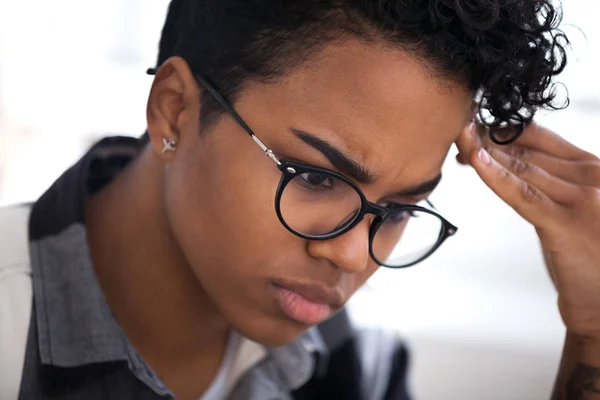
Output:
top-left (85, 146), bottom-right (228, 363)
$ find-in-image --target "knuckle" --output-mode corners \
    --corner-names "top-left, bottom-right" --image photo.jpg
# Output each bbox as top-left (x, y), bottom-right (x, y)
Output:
top-left (508, 156), bottom-right (531, 176)
top-left (564, 187), bottom-right (600, 222)
top-left (509, 145), bottom-right (528, 159)
top-left (582, 150), bottom-right (600, 163)
top-left (497, 167), bottom-right (512, 183)
top-left (577, 186), bottom-right (600, 204)
top-left (515, 160), bottom-right (532, 175)
top-left (518, 181), bottom-right (543, 204)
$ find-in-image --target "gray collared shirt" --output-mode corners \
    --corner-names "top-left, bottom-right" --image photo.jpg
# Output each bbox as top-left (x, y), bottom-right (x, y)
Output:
top-left (18, 136), bottom-right (328, 400)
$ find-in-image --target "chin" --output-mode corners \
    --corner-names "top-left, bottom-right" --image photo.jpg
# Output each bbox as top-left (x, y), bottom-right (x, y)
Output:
top-left (234, 315), bottom-right (310, 348)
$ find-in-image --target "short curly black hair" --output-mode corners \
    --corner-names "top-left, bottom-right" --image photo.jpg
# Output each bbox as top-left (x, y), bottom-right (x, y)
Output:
top-left (154, 0), bottom-right (569, 144)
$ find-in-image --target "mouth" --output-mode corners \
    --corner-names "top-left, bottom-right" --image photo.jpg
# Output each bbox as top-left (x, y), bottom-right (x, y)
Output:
top-left (271, 280), bottom-right (345, 326)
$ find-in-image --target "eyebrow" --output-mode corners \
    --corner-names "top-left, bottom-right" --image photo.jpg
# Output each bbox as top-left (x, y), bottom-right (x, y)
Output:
top-left (291, 129), bottom-right (376, 184)
top-left (399, 173), bottom-right (443, 196)
top-left (290, 128), bottom-right (443, 196)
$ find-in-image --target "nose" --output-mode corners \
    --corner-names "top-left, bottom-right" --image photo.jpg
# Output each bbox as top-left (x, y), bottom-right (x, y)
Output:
top-left (306, 217), bottom-right (372, 274)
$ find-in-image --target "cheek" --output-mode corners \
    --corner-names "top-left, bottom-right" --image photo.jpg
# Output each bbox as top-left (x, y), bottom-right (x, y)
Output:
top-left (165, 144), bottom-right (287, 278)
top-left (164, 148), bottom-right (320, 345)
top-left (164, 140), bottom-right (304, 300)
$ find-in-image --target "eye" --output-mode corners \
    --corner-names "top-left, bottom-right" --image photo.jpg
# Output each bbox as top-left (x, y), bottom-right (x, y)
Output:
top-left (298, 172), bottom-right (334, 189)
top-left (389, 209), bottom-right (415, 223)
top-left (380, 203), bottom-right (419, 224)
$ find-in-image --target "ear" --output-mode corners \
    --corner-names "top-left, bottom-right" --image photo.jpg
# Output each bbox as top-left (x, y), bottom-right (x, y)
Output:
top-left (469, 99), bottom-right (479, 122)
top-left (146, 56), bottom-right (201, 160)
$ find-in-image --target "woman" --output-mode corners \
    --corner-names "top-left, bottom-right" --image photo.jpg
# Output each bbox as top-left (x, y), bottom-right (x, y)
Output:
top-left (4, 0), bottom-right (600, 399)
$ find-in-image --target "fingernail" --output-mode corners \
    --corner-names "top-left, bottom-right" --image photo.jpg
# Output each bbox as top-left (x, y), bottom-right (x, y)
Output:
top-left (478, 148), bottom-right (491, 165)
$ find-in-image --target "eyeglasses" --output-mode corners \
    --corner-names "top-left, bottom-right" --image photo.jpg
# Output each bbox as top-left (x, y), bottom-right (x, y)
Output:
top-left (148, 68), bottom-right (458, 268)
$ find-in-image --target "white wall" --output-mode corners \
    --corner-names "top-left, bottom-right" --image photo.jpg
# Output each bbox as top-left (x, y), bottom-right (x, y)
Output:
top-left (1, 1), bottom-right (598, 399)
top-left (0, 0), bottom-right (170, 204)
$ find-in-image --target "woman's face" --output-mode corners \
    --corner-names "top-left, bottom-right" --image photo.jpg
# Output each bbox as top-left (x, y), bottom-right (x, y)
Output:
top-left (159, 39), bottom-right (473, 346)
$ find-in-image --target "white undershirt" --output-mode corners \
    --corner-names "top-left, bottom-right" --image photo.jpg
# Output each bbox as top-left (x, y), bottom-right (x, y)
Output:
top-left (199, 331), bottom-right (267, 400)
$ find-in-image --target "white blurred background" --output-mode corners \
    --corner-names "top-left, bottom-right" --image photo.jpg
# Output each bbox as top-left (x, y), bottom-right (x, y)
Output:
top-left (0, 1), bottom-right (598, 399)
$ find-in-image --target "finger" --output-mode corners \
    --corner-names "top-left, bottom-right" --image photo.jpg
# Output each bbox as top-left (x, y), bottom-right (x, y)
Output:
top-left (497, 147), bottom-right (600, 187)
top-left (470, 147), bottom-right (564, 228)
top-left (456, 153), bottom-right (469, 165)
top-left (481, 123), bottom-right (596, 162)
top-left (455, 122), bottom-right (480, 162)
top-left (487, 147), bottom-right (581, 205)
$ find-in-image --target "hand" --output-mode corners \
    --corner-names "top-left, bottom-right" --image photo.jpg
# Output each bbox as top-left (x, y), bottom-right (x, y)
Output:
top-left (455, 122), bottom-right (600, 341)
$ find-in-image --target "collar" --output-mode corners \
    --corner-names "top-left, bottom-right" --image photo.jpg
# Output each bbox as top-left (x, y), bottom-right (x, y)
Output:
top-left (29, 136), bottom-right (142, 368)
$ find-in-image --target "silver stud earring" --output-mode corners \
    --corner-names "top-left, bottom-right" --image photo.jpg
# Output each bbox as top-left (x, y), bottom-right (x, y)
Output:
top-left (161, 137), bottom-right (177, 154)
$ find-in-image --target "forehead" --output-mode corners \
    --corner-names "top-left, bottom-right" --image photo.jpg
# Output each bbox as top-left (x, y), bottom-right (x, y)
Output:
top-left (236, 39), bottom-right (473, 185)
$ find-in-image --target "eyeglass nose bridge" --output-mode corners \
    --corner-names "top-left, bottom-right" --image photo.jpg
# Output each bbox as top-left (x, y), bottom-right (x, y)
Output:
top-left (361, 202), bottom-right (388, 219)
top-left (334, 201), bottom-right (383, 232)
top-left (339, 200), bottom-right (388, 237)
top-left (361, 200), bottom-right (395, 236)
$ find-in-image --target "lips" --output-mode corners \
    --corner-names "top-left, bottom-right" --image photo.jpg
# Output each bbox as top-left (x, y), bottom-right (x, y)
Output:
top-left (272, 280), bottom-right (345, 325)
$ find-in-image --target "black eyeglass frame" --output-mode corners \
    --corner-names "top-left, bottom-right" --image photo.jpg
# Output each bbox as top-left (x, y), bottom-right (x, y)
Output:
top-left (274, 160), bottom-right (458, 268)
top-left (147, 68), bottom-right (458, 268)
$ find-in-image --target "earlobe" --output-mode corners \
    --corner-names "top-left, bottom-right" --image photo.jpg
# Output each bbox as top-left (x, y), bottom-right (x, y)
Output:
top-left (146, 56), bottom-right (200, 159)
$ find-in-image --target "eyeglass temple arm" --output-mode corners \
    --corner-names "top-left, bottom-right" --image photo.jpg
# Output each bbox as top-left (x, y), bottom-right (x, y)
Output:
top-left (147, 67), bottom-right (281, 166)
